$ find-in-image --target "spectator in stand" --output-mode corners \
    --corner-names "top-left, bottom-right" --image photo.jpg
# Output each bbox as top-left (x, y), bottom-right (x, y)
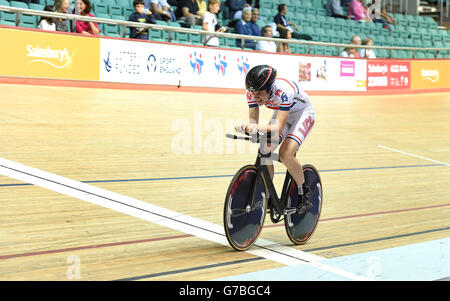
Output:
top-left (380, 6), bottom-right (396, 25)
top-left (359, 38), bottom-right (376, 58)
top-left (249, 7), bottom-right (261, 36)
top-left (227, 0), bottom-right (247, 20)
top-left (326, 0), bottom-right (348, 19)
top-left (340, 35), bottom-right (361, 57)
top-left (347, 0), bottom-right (371, 22)
top-left (129, 0), bottom-right (156, 40)
top-left (197, 0), bottom-right (206, 16)
top-left (202, 0), bottom-right (226, 46)
top-left (340, 44), bottom-right (358, 57)
top-left (274, 4), bottom-right (312, 40)
top-left (256, 25), bottom-right (277, 53)
top-left (368, 4), bottom-right (393, 32)
top-left (277, 27), bottom-right (291, 53)
top-left (234, 7), bottom-right (260, 49)
top-left (54, 0), bottom-right (70, 32)
top-left (150, 0), bottom-right (176, 21)
top-left (38, 5), bottom-right (56, 31)
top-left (75, 0), bottom-right (100, 35)
top-left (176, 0), bottom-right (203, 27)
top-left (250, 8), bottom-right (263, 35)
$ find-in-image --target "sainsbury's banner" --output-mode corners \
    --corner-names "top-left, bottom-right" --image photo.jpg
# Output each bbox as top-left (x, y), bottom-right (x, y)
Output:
top-left (297, 56), bottom-right (367, 91)
top-left (410, 60), bottom-right (450, 89)
top-left (367, 60), bottom-right (411, 90)
top-left (0, 27), bottom-right (99, 81)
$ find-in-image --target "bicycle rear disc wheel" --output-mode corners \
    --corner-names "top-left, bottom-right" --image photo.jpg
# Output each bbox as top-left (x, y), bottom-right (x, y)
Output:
top-left (284, 164), bottom-right (323, 245)
top-left (224, 165), bottom-right (268, 251)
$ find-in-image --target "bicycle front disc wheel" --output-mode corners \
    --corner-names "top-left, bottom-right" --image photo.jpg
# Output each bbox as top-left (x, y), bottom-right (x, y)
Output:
top-left (284, 164), bottom-right (323, 245)
top-left (223, 165), bottom-right (268, 251)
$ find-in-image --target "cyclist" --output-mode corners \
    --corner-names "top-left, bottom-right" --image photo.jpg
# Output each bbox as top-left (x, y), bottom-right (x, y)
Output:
top-left (235, 64), bottom-right (315, 212)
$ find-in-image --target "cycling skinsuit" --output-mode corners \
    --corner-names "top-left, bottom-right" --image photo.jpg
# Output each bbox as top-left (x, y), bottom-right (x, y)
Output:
top-left (247, 78), bottom-right (315, 146)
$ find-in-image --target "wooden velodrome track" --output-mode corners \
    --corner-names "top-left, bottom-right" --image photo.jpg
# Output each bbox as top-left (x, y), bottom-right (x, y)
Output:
top-left (0, 82), bottom-right (448, 281)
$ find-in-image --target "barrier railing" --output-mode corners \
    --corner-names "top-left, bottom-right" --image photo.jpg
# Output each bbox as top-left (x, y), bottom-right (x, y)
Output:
top-left (1, 5), bottom-right (449, 58)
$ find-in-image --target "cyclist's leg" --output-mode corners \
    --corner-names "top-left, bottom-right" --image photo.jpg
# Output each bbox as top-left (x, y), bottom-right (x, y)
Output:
top-left (262, 111), bottom-right (290, 180)
top-left (279, 108), bottom-right (316, 186)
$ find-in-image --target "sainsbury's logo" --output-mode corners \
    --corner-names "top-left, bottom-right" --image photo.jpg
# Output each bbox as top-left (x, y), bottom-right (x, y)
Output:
top-left (421, 69), bottom-right (439, 82)
top-left (26, 45), bottom-right (72, 69)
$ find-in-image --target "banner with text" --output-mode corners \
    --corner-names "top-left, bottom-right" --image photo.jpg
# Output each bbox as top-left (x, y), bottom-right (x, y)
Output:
top-left (0, 27), bottom-right (99, 81)
top-left (410, 60), bottom-right (450, 89)
top-left (366, 60), bottom-right (411, 90)
top-left (298, 57), bottom-right (367, 91)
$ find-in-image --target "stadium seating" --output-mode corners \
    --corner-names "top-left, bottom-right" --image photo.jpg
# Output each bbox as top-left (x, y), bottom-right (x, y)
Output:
top-left (0, 0), bottom-right (448, 58)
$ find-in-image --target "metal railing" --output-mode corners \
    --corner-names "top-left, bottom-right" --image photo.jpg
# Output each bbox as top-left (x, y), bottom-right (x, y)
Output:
top-left (1, 5), bottom-right (449, 59)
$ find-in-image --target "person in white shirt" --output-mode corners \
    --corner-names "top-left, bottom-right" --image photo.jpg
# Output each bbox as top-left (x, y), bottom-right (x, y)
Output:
top-left (38, 5), bottom-right (56, 31)
top-left (202, 0), bottom-right (226, 47)
top-left (256, 25), bottom-right (277, 53)
top-left (359, 38), bottom-right (376, 58)
top-left (149, 0), bottom-right (176, 21)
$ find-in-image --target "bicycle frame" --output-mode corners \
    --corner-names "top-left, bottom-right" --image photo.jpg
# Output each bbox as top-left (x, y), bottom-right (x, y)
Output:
top-left (249, 148), bottom-right (292, 216)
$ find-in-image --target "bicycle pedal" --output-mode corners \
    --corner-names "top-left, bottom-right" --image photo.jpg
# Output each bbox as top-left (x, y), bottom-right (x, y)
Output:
top-left (284, 208), bottom-right (297, 215)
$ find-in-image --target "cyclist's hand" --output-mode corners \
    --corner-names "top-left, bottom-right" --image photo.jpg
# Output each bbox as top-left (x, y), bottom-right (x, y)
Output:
top-left (234, 123), bottom-right (246, 133)
top-left (234, 123), bottom-right (258, 134)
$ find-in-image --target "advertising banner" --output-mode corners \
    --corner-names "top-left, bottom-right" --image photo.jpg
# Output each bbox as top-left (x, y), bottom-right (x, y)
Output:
top-left (297, 57), bottom-right (367, 91)
top-left (410, 60), bottom-right (450, 89)
top-left (0, 27), bottom-right (99, 81)
top-left (367, 60), bottom-right (410, 90)
top-left (100, 38), bottom-right (183, 86)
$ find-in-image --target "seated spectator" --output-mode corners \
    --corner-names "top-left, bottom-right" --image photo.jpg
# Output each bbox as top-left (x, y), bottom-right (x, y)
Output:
top-left (197, 0), bottom-right (206, 16)
top-left (277, 26), bottom-right (291, 53)
top-left (340, 45), bottom-right (359, 57)
top-left (202, 0), bottom-right (226, 46)
top-left (227, 0), bottom-right (248, 20)
top-left (347, 0), bottom-right (372, 22)
top-left (256, 25), bottom-right (277, 53)
top-left (150, 0), bottom-right (177, 21)
top-left (38, 5), bottom-right (56, 31)
top-left (274, 4), bottom-right (311, 40)
top-left (129, 0), bottom-right (156, 40)
top-left (75, 0), bottom-right (100, 35)
top-left (359, 38), bottom-right (376, 58)
top-left (234, 7), bottom-right (260, 49)
top-left (176, 0), bottom-right (203, 27)
top-left (340, 36), bottom-right (361, 57)
top-left (250, 8), bottom-right (262, 35)
top-left (326, 0), bottom-right (348, 19)
top-left (369, 5), bottom-right (393, 32)
top-left (380, 6), bottom-right (396, 25)
top-left (54, 0), bottom-right (70, 32)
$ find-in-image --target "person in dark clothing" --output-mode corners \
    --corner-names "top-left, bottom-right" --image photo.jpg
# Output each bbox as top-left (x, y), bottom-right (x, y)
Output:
top-left (176, 0), bottom-right (203, 27)
top-left (128, 0), bottom-right (156, 40)
top-left (326, 0), bottom-right (348, 19)
top-left (227, 0), bottom-right (247, 19)
top-left (234, 8), bottom-right (259, 49)
top-left (274, 4), bottom-right (311, 40)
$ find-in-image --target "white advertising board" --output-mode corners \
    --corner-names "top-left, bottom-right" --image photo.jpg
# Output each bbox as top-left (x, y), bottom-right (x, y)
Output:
top-left (100, 38), bottom-right (366, 92)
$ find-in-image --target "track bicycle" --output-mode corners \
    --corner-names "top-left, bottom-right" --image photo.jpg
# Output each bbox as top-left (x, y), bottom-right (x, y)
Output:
top-left (223, 132), bottom-right (323, 251)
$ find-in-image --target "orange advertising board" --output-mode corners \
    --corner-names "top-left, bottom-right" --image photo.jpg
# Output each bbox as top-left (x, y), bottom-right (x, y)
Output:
top-left (410, 60), bottom-right (450, 89)
top-left (0, 27), bottom-right (99, 81)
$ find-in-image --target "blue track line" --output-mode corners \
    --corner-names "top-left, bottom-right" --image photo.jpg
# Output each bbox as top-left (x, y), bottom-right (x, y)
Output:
top-left (0, 163), bottom-right (444, 188)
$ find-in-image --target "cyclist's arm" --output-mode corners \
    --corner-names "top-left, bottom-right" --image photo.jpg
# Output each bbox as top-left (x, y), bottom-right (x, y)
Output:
top-left (249, 106), bottom-right (259, 124)
top-left (258, 110), bottom-right (289, 134)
